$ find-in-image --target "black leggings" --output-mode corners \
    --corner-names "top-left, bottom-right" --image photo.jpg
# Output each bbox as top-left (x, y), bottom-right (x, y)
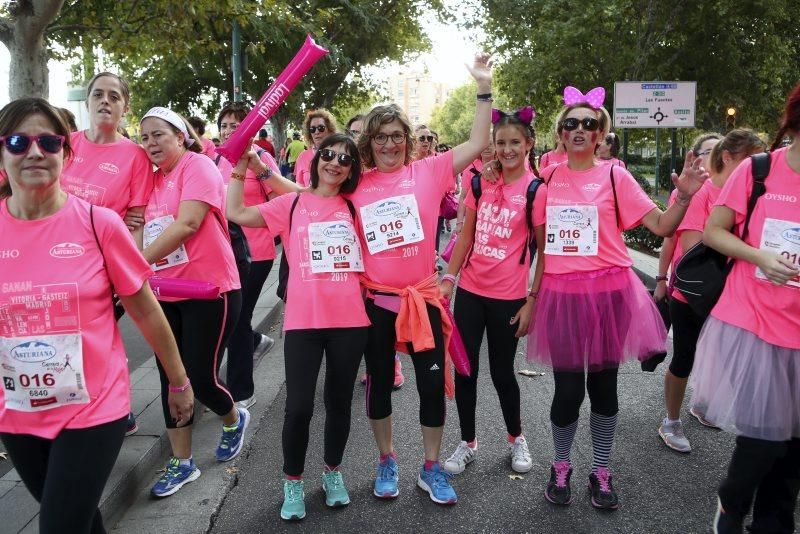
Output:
top-left (550, 368), bottom-right (619, 426)
top-left (668, 297), bottom-right (705, 378)
top-left (156, 290), bottom-right (242, 428)
top-left (719, 436), bottom-right (800, 532)
top-left (1, 417), bottom-right (127, 534)
top-left (364, 299), bottom-right (446, 427)
top-left (227, 259), bottom-right (274, 400)
top-left (282, 327), bottom-right (367, 476)
top-left (454, 287), bottom-right (525, 442)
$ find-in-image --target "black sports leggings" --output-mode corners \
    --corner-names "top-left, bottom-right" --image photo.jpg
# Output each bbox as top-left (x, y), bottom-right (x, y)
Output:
top-left (364, 299), bottom-right (446, 427)
top-left (550, 368), bottom-right (619, 427)
top-left (282, 327), bottom-right (367, 476)
top-left (454, 287), bottom-right (525, 442)
top-left (668, 297), bottom-right (705, 379)
top-left (227, 259), bottom-right (274, 400)
top-left (155, 290), bottom-right (242, 428)
top-left (1, 416), bottom-right (127, 534)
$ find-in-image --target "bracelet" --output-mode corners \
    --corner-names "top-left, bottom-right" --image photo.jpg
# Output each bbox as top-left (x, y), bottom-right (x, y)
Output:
top-left (675, 194), bottom-right (692, 207)
top-left (441, 274), bottom-right (457, 285)
top-left (168, 378), bottom-right (191, 393)
top-left (528, 290), bottom-right (539, 299)
top-left (230, 172), bottom-right (245, 182)
top-left (655, 275), bottom-right (668, 282)
top-left (477, 92), bottom-right (492, 100)
top-left (256, 168), bottom-right (273, 181)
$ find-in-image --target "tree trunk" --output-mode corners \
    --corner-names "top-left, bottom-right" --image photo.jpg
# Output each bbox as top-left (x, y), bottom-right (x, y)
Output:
top-left (270, 106), bottom-right (290, 160)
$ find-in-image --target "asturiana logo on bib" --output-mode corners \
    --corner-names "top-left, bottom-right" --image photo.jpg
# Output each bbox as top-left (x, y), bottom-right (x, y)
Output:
top-left (323, 224), bottom-right (352, 239)
top-left (781, 227), bottom-right (800, 245)
top-left (49, 242), bottom-right (85, 258)
top-left (374, 201), bottom-right (402, 216)
top-left (11, 341), bottom-right (57, 363)
top-left (510, 194), bottom-right (526, 205)
top-left (98, 162), bottom-right (120, 174)
top-left (558, 208), bottom-right (583, 223)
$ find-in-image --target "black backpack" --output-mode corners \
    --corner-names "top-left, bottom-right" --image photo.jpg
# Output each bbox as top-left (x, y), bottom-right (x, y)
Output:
top-left (673, 152), bottom-right (771, 318)
top-left (470, 173), bottom-right (544, 265)
top-left (276, 193), bottom-right (357, 302)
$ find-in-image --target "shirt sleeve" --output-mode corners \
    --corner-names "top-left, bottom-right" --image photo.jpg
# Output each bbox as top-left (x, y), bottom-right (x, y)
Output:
top-left (94, 206), bottom-right (153, 296)
top-left (614, 168), bottom-right (657, 230)
top-left (180, 155), bottom-right (224, 211)
top-left (128, 146), bottom-right (155, 208)
top-left (256, 193), bottom-right (292, 238)
top-left (716, 157), bottom-right (753, 228)
top-left (532, 182), bottom-right (548, 226)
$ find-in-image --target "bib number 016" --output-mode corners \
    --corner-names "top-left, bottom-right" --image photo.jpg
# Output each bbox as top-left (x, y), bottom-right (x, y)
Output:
top-left (19, 373), bottom-right (56, 388)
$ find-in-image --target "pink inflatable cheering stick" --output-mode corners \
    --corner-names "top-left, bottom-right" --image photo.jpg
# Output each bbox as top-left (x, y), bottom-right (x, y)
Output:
top-left (217, 35), bottom-right (329, 164)
top-left (150, 277), bottom-right (220, 300)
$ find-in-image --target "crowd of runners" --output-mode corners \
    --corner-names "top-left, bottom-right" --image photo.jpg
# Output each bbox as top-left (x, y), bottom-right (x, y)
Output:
top-left (0, 54), bottom-right (799, 534)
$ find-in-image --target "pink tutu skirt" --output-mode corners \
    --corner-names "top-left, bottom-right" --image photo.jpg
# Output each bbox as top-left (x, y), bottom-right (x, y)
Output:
top-left (690, 317), bottom-right (800, 441)
top-left (527, 267), bottom-right (667, 372)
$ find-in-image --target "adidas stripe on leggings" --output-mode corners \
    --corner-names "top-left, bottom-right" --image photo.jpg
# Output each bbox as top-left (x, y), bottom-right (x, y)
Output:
top-left (155, 290), bottom-right (242, 428)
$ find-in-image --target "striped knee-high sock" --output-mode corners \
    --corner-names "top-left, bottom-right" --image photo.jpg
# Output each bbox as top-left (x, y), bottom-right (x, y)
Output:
top-left (590, 411), bottom-right (618, 473)
top-left (551, 420), bottom-right (578, 463)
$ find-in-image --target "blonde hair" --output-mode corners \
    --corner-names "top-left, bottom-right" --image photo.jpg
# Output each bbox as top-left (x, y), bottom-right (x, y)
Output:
top-left (302, 109), bottom-right (338, 147)
top-left (708, 128), bottom-right (765, 174)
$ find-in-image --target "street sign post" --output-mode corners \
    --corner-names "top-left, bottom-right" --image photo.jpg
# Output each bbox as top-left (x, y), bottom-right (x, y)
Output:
top-left (613, 82), bottom-right (697, 128)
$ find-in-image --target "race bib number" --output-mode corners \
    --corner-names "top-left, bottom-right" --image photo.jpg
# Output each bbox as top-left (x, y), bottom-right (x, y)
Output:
top-left (755, 218), bottom-right (800, 288)
top-left (359, 194), bottom-right (424, 255)
top-left (308, 221), bottom-right (364, 273)
top-left (143, 215), bottom-right (190, 271)
top-left (544, 205), bottom-right (599, 256)
top-left (1, 333), bottom-right (89, 412)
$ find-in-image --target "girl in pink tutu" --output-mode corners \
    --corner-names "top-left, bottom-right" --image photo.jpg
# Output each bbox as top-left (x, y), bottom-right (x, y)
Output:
top-left (692, 83), bottom-right (800, 534)
top-left (529, 86), bottom-right (707, 510)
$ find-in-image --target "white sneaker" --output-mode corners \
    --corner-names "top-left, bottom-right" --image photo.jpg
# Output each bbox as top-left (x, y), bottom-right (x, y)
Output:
top-left (236, 396), bottom-right (257, 410)
top-left (659, 418), bottom-right (692, 453)
top-left (510, 435), bottom-right (532, 473)
top-left (443, 441), bottom-right (477, 474)
top-left (253, 334), bottom-right (275, 359)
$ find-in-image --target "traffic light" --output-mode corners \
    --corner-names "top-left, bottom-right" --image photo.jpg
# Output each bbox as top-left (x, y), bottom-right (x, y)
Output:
top-left (726, 107), bottom-right (736, 131)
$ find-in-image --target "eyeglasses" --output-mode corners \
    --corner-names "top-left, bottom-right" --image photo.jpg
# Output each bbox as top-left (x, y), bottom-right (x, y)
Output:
top-left (560, 117), bottom-right (600, 132)
top-left (348, 129), bottom-right (361, 137)
top-left (372, 132), bottom-right (406, 145)
top-left (319, 148), bottom-right (353, 167)
top-left (0, 134), bottom-right (65, 155)
top-left (418, 135), bottom-right (434, 143)
top-left (309, 125), bottom-right (327, 134)
top-left (696, 149), bottom-right (713, 157)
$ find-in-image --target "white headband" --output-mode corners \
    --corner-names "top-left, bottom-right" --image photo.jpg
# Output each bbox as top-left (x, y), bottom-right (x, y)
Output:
top-left (141, 107), bottom-right (195, 147)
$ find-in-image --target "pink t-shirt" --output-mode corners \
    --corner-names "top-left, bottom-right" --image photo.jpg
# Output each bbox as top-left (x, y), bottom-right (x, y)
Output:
top-left (347, 151), bottom-right (455, 288)
top-left (0, 196), bottom-right (152, 438)
top-left (257, 193), bottom-right (370, 331)
top-left (460, 159), bottom-right (484, 193)
top-left (201, 138), bottom-right (216, 158)
top-left (542, 162), bottom-right (656, 274)
top-left (460, 171), bottom-right (547, 299)
top-left (599, 157), bottom-right (627, 168)
top-left (711, 148), bottom-right (800, 348)
top-left (62, 131), bottom-right (154, 218)
top-left (540, 150), bottom-right (567, 169)
top-left (144, 151), bottom-right (240, 300)
top-left (294, 149), bottom-right (315, 188)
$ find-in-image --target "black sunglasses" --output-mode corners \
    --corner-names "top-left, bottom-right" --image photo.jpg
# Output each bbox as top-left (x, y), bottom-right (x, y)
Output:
top-left (561, 117), bottom-right (600, 132)
top-left (418, 135), bottom-right (435, 143)
top-left (0, 134), bottom-right (65, 155)
top-left (319, 148), bottom-right (353, 166)
top-left (309, 125), bottom-right (327, 134)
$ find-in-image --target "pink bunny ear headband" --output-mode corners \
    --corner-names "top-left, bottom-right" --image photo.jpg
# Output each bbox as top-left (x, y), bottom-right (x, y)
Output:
top-left (491, 105), bottom-right (536, 125)
top-left (563, 86), bottom-right (605, 109)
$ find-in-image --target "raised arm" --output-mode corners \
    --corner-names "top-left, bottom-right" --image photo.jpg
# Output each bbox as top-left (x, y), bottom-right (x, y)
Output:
top-left (452, 53), bottom-right (493, 175)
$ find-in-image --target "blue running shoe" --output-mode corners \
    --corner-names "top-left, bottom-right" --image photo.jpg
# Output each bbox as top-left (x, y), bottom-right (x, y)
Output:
top-left (216, 407), bottom-right (251, 462)
top-left (417, 462), bottom-right (457, 504)
top-left (151, 457), bottom-right (201, 498)
top-left (374, 456), bottom-right (399, 498)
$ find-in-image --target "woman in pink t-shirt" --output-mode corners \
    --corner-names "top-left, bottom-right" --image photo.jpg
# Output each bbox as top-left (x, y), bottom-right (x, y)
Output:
top-left (0, 98), bottom-right (192, 533)
top-left (295, 109), bottom-right (338, 187)
top-left (691, 85), bottom-right (800, 532)
top-left (138, 107), bottom-right (246, 498)
top-left (658, 130), bottom-right (764, 454)
top-left (227, 134), bottom-right (368, 520)
top-left (527, 87), bottom-right (707, 510)
top-left (438, 109), bottom-right (546, 476)
top-left (595, 132), bottom-right (627, 168)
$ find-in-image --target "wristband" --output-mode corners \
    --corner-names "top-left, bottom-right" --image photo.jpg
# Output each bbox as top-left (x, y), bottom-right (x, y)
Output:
top-left (442, 274), bottom-right (457, 285)
top-left (256, 168), bottom-right (273, 181)
top-left (528, 289), bottom-right (539, 299)
top-left (168, 379), bottom-right (191, 393)
top-left (477, 92), bottom-right (492, 100)
top-left (656, 275), bottom-right (668, 282)
top-left (230, 172), bottom-right (245, 182)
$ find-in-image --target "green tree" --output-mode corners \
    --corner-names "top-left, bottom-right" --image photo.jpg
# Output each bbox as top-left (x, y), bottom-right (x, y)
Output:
top-left (429, 81), bottom-right (512, 145)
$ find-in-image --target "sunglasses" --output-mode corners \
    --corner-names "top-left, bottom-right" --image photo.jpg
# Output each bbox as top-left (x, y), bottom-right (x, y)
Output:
top-left (0, 134), bottom-right (65, 155)
top-left (561, 117), bottom-right (600, 132)
top-left (418, 135), bottom-right (435, 143)
top-left (309, 125), bottom-right (327, 134)
top-left (319, 148), bottom-right (353, 167)
top-left (372, 132), bottom-right (406, 145)
top-left (348, 129), bottom-right (361, 137)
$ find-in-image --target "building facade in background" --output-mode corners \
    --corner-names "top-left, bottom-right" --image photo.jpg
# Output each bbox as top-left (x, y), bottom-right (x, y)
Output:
top-left (387, 69), bottom-right (451, 125)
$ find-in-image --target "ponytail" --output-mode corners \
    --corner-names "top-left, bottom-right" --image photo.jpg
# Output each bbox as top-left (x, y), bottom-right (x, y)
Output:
top-left (770, 125), bottom-right (790, 152)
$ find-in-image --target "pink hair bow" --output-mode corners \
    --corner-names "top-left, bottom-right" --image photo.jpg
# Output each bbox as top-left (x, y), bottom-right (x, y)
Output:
top-left (563, 86), bottom-right (605, 109)
top-left (491, 105), bottom-right (536, 125)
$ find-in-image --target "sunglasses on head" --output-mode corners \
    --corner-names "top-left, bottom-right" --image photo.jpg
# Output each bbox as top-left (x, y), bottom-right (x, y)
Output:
top-left (309, 125), bottom-right (327, 134)
top-left (418, 135), bottom-right (434, 143)
top-left (0, 134), bottom-right (65, 155)
top-left (319, 148), bottom-right (353, 166)
top-left (561, 117), bottom-right (600, 132)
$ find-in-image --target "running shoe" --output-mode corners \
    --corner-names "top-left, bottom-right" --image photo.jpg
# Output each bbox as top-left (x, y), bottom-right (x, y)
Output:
top-left (322, 470), bottom-right (350, 507)
top-left (216, 407), bottom-right (251, 462)
top-left (235, 396), bottom-right (257, 410)
top-left (690, 406), bottom-right (720, 429)
top-left (417, 463), bottom-right (457, 504)
top-left (393, 356), bottom-right (404, 390)
top-left (125, 412), bottom-right (139, 437)
top-left (712, 496), bottom-right (742, 534)
top-left (659, 419), bottom-right (692, 453)
top-left (545, 461), bottom-right (573, 505)
top-left (588, 468), bottom-right (619, 510)
top-left (510, 435), bottom-right (533, 473)
top-left (443, 440), bottom-right (477, 474)
top-left (151, 457), bottom-right (201, 498)
top-left (280, 479), bottom-right (306, 521)
top-left (374, 456), bottom-right (399, 498)
top-left (253, 334), bottom-right (275, 359)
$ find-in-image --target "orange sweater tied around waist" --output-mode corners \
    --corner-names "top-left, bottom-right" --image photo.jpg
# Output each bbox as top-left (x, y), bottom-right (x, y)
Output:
top-left (360, 273), bottom-right (454, 399)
